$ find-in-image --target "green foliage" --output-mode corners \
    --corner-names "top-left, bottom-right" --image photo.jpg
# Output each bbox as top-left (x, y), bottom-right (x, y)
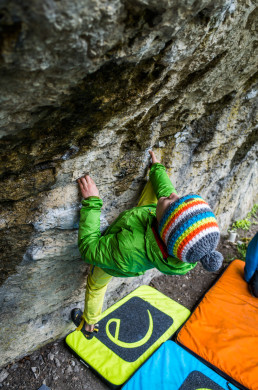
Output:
top-left (247, 203), bottom-right (258, 219)
top-left (237, 242), bottom-right (248, 260)
top-left (230, 203), bottom-right (258, 232)
top-left (227, 204), bottom-right (258, 261)
top-left (225, 256), bottom-right (236, 263)
top-left (232, 218), bottom-right (251, 231)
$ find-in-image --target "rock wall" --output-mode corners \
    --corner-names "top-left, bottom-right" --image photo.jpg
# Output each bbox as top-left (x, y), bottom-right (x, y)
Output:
top-left (0, 0), bottom-right (257, 366)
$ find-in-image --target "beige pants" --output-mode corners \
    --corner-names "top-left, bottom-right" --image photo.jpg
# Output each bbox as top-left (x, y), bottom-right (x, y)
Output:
top-left (83, 180), bottom-right (157, 324)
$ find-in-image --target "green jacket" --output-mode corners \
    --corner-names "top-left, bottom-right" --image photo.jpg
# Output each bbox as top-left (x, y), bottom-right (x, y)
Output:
top-left (78, 163), bottom-right (196, 277)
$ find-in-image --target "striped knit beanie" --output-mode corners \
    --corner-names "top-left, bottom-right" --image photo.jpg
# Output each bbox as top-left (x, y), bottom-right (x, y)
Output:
top-left (158, 194), bottom-right (223, 271)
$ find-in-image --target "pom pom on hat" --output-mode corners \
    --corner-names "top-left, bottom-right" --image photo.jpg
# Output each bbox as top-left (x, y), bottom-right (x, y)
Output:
top-left (200, 251), bottom-right (224, 272)
top-left (158, 194), bottom-right (223, 272)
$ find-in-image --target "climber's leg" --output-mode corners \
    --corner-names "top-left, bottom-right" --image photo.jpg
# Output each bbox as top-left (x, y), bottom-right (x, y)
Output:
top-left (137, 180), bottom-right (157, 207)
top-left (83, 265), bottom-right (113, 328)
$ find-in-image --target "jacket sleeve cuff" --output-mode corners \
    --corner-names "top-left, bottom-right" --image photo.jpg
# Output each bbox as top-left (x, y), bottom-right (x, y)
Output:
top-left (149, 162), bottom-right (177, 198)
top-left (81, 197), bottom-right (103, 208)
top-left (149, 162), bottom-right (166, 173)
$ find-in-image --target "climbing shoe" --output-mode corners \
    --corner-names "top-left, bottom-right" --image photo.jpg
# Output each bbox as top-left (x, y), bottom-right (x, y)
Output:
top-left (71, 308), bottom-right (99, 340)
top-left (71, 308), bottom-right (83, 327)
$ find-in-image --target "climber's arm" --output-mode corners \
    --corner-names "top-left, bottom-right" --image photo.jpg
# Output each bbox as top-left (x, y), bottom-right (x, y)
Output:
top-left (77, 176), bottom-right (131, 272)
top-left (78, 197), bottom-right (126, 271)
top-left (148, 151), bottom-right (177, 198)
top-left (77, 175), bottom-right (108, 268)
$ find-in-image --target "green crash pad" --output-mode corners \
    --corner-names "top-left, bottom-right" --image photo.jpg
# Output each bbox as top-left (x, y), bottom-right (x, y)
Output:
top-left (65, 285), bottom-right (190, 388)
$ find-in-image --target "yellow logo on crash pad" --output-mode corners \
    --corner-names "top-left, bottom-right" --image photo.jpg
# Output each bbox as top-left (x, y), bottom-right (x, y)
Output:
top-left (106, 309), bottom-right (153, 348)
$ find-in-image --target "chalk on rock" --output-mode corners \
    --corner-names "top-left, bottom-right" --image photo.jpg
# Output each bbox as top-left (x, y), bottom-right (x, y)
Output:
top-left (38, 385), bottom-right (51, 390)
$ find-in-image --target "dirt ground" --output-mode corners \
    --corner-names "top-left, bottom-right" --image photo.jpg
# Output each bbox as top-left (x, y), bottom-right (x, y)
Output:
top-left (1, 214), bottom-right (257, 390)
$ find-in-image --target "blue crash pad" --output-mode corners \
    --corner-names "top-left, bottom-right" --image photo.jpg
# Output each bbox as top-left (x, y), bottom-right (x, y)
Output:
top-left (122, 340), bottom-right (239, 390)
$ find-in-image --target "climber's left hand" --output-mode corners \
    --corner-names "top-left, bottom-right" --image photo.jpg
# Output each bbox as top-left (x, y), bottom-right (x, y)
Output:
top-left (77, 175), bottom-right (99, 199)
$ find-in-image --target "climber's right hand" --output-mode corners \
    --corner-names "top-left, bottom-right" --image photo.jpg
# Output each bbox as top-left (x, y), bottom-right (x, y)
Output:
top-left (149, 150), bottom-right (160, 165)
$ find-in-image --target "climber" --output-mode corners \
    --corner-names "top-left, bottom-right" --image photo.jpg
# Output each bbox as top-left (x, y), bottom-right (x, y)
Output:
top-left (72, 150), bottom-right (223, 338)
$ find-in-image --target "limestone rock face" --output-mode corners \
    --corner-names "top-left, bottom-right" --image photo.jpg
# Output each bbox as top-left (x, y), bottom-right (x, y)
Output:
top-left (0, 0), bottom-right (257, 366)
